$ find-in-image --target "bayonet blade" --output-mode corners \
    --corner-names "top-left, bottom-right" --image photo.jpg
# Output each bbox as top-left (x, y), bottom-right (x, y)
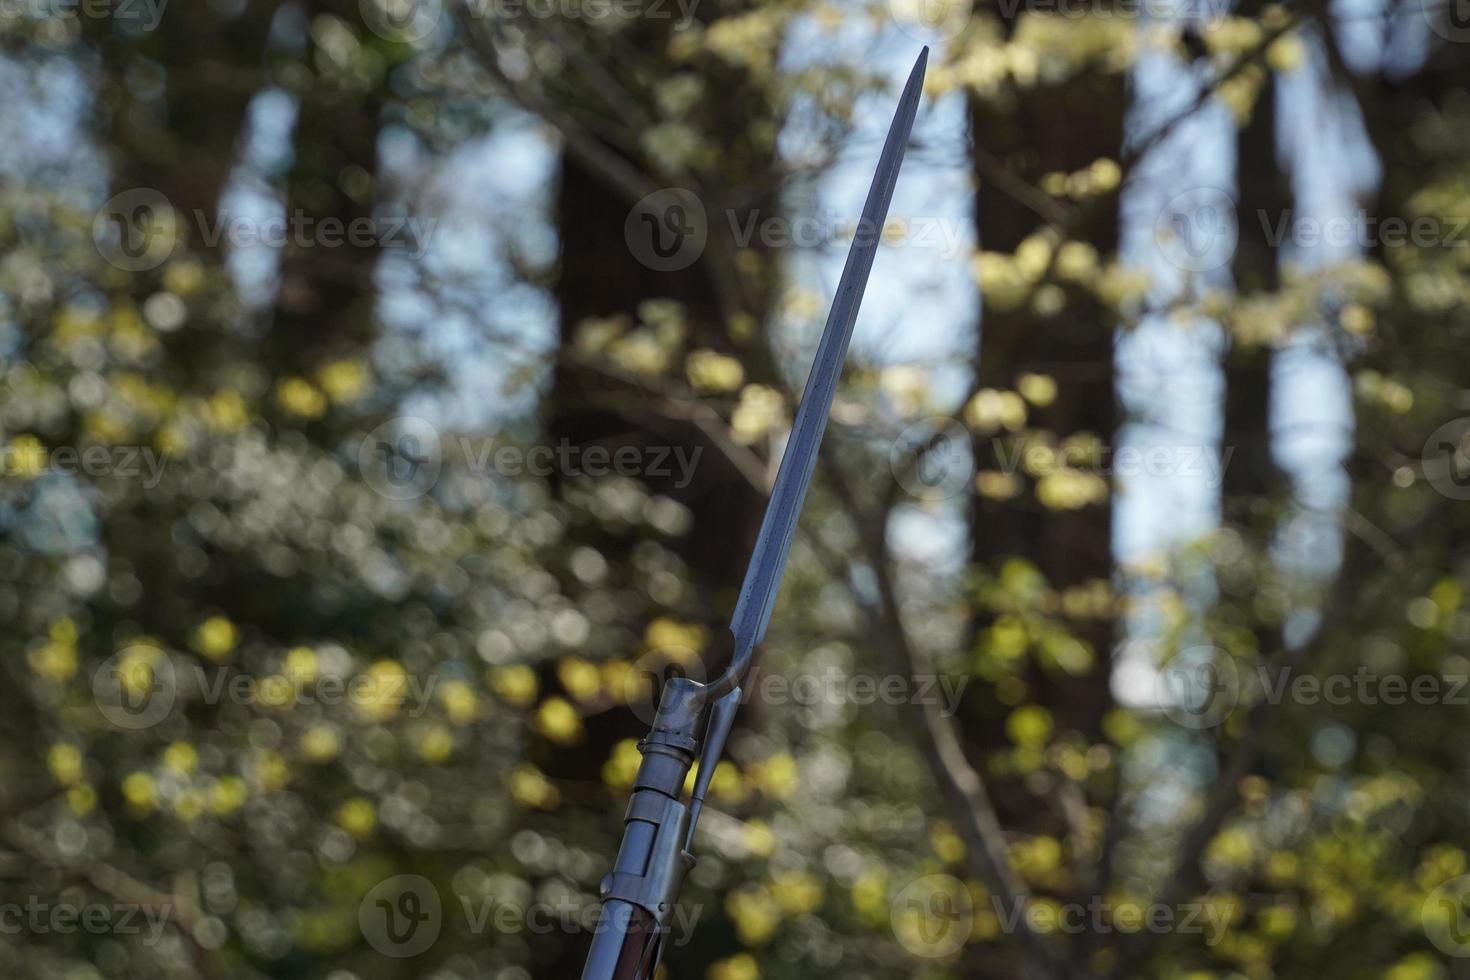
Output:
top-left (714, 47), bottom-right (928, 693)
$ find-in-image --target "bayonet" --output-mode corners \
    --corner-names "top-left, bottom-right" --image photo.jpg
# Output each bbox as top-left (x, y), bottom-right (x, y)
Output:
top-left (582, 47), bottom-right (928, 980)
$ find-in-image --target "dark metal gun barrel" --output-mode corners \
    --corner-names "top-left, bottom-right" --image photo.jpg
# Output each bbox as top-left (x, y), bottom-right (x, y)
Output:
top-left (582, 901), bottom-right (658, 979)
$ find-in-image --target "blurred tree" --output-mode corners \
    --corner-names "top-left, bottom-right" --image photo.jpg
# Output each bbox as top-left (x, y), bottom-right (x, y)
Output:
top-left (86, 1), bottom-right (279, 225)
top-left (269, 0), bottom-right (390, 365)
top-left (956, 12), bottom-right (1128, 972)
top-left (965, 8), bottom-right (1126, 736)
top-left (1223, 13), bottom-right (1287, 521)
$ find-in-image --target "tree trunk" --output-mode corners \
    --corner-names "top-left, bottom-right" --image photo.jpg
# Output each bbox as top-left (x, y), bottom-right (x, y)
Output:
top-left (966, 49), bottom-right (1126, 828)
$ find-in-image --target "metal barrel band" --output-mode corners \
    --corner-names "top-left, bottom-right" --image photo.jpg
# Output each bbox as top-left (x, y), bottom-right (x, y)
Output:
top-left (600, 791), bottom-right (696, 923)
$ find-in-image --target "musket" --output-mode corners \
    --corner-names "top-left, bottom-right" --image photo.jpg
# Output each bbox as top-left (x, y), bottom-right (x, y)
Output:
top-left (581, 47), bottom-right (928, 980)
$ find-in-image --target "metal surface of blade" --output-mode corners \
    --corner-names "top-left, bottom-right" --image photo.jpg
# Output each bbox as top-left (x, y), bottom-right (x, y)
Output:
top-left (713, 47), bottom-right (928, 693)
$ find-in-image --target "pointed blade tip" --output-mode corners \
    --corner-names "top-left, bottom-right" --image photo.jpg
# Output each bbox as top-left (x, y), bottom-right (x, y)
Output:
top-left (723, 38), bottom-right (929, 663)
top-left (905, 47), bottom-right (929, 102)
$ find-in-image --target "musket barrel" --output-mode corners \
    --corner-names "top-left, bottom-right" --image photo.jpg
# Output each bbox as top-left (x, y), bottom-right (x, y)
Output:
top-left (582, 677), bottom-right (703, 978)
top-left (581, 900), bottom-right (659, 980)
